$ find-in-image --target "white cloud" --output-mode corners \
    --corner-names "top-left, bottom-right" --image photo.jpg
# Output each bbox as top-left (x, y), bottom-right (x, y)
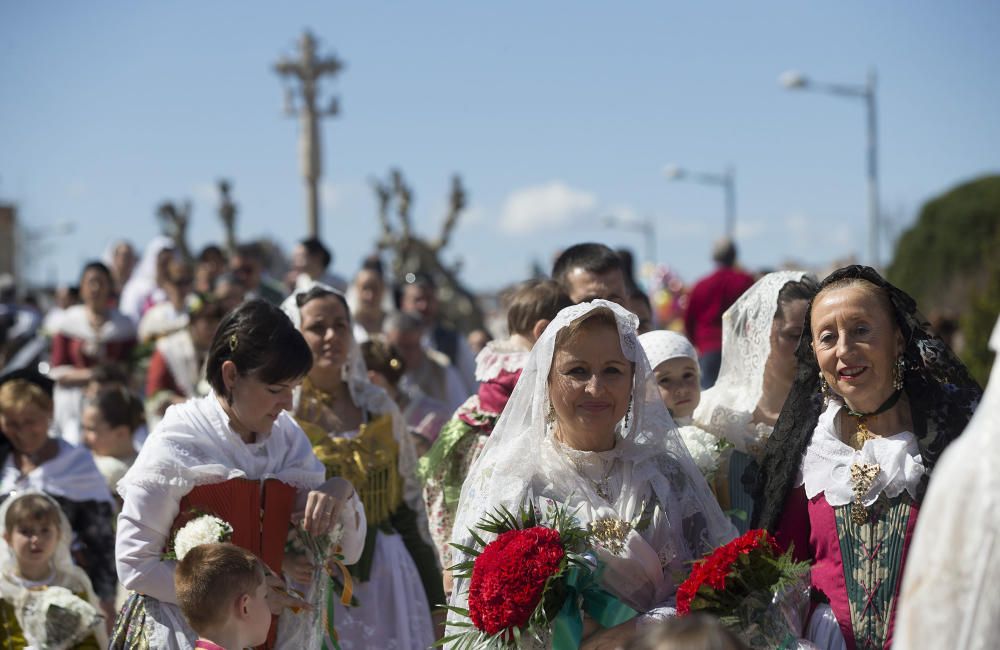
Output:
top-left (499, 181), bottom-right (598, 234)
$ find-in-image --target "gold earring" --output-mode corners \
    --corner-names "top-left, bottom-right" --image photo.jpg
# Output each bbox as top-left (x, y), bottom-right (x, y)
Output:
top-left (818, 371), bottom-right (831, 398)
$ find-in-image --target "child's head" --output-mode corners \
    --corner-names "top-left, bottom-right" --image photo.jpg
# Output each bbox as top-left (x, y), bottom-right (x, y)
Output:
top-left (625, 613), bottom-right (748, 650)
top-left (84, 363), bottom-right (130, 400)
top-left (0, 378), bottom-right (54, 457)
top-left (639, 330), bottom-right (701, 419)
top-left (175, 543), bottom-right (270, 646)
top-left (504, 279), bottom-right (572, 343)
top-left (81, 386), bottom-right (143, 458)
top-left (3, 493), bottom-right (63, 579)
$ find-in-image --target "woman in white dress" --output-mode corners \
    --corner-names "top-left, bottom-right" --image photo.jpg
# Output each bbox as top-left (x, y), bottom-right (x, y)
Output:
top-left (111, 299), bottom-right (366, 649)
top-left (449, 300), bottom-right (736, 649)
top-left (693, 271), bottom-right (817, 531)
top-left (283, 284), bottom-right (441, 650)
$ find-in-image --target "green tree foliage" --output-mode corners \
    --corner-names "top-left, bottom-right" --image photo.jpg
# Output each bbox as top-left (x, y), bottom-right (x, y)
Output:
top-left (887, 174), bottom-right (1000, 386)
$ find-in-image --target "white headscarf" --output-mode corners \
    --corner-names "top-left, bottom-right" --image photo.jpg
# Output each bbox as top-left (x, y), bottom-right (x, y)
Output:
top-left (451, 300), bottom-right (735, 611)
top-left (119, 236), bottom-right (176, 323)
top-left (0, 490), bottom-right (107, 648)
top-left (693, 270), bottom-right (806, 448)
top-left (639, 330), bottom-right (698, 371)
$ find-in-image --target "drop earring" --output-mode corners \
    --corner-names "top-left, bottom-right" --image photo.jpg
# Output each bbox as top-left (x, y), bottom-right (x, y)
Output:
top-left (892, 356), bottom-right (905, 391)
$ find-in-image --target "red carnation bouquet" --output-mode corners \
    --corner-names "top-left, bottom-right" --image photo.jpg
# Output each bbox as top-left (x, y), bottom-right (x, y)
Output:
top-left (677, 529), bottom-right (813, 649)
top-left (443, 500), bottom-right (597, 649)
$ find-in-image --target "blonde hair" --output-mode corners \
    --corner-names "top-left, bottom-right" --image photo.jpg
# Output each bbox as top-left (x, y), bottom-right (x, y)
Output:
top-left (0, 380), bottom-right (52, 414)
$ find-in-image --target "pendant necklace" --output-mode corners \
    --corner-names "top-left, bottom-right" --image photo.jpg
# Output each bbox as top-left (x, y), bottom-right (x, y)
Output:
top-left (844, 388), bottom-right (902, 525)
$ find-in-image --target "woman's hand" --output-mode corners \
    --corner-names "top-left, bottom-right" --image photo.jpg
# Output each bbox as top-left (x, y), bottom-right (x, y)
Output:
top-left (298, 476), bottom-right (355, 536)
top-left (265, 572), bottom-right (312, 616)
top-left (282, 552), bottom-right (315, 586)
top-left (580, 619), bottom-right (638, 650)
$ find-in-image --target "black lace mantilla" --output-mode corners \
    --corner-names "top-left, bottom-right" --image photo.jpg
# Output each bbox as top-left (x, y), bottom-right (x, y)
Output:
top-left (751, 265), bottom-right (982, 532)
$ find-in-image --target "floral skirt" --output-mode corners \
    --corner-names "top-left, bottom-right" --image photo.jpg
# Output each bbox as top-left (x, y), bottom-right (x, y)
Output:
top-left (109, 592), bottom-right (197, 650)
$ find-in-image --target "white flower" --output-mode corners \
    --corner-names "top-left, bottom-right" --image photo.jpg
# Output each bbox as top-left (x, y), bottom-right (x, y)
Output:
top-left (679, 425), bottom-right (723, 478)
top-left (173, 515), bottom-right (233, 561)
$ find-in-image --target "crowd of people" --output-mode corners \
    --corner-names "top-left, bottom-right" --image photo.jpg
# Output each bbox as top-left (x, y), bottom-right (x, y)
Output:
top-left (0, 234), bottom-right (994, 650)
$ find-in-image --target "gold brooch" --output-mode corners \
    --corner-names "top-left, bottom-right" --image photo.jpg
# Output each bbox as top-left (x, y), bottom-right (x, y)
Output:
top-left (589, 517), bottom-right (632, 556)
top-left (849, 462), bottom-right (881, 525)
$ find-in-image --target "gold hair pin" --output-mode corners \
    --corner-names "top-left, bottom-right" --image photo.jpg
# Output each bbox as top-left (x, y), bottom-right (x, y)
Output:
top-left (229, 334), bottom-right (238, 352)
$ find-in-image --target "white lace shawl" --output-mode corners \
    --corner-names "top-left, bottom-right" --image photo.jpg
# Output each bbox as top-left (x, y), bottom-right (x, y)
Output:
top-left (694, 270), bottom-right (806, 452)
top-left (282, 284), bottom-right (429, 540)
top-left (798, 401), bottom-right (925, 507)
top-left (449, 300), bottom-right (736, 618)
top-left (0, 440), bottom-right (114, 504)
top-left (0, 490), bottom-right (108, 648)
top-left (895, 315), bottom-right (1000, 650)
top-left (116, 395), bottom-right (326, 500)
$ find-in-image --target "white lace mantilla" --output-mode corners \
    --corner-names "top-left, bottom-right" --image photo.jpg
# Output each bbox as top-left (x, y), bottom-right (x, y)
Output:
top-left (798, 402), bottom-right (925, 507)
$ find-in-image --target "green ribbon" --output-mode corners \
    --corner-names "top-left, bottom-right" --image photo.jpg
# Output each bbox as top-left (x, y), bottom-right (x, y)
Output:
top-left (550, 567), bottom-right (638, 649)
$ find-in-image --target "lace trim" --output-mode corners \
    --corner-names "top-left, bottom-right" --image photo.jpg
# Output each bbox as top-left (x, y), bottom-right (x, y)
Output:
top-left (473, 340), bottom-right (530, 382)
top-left (798, 402), bottom-right (925, 507)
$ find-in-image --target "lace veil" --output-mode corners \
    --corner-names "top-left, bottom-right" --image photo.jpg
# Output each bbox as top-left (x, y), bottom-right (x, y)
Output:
top-left (451, 301), bottom-right (735, 593)
top-left (693, 270), bottom-right (807, 448)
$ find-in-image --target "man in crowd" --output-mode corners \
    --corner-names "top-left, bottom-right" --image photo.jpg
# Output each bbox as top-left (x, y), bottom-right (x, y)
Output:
top-left (684, 238), bottom-right (754, 388)
top-left (551, 242), bottom-right (628, 305)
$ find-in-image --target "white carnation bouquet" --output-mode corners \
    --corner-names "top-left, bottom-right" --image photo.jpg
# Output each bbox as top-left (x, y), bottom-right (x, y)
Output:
top-left (17, 585), bottom-right (103, 650)
top-left (678, 424), bottom-right (725, 481)
top-left (164, 514), bottom-right (234, 561)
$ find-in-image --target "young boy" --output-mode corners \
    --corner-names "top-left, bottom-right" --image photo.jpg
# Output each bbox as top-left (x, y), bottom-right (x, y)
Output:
top-left (0, 491), bottom-right (105, 648)
top-left (174, 542), bottom-right (271, 650)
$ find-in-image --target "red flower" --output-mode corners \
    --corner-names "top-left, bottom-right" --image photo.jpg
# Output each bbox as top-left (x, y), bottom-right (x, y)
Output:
top-left (467, 526), bottom-right (566, 638)
top-left (676, 528), bottom-right (783, 616)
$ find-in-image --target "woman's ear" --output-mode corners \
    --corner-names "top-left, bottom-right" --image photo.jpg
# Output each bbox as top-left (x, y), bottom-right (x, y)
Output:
top-left (221, 360), bottom-right (238, 393)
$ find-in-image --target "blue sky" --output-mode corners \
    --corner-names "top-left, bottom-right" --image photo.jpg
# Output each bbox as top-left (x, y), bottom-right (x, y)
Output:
top-left (2, 1), bottom-right (998, 290)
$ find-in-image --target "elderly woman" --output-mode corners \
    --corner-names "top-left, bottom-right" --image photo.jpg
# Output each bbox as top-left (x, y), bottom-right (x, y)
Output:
top-left (112, 299), bottom-right (365, 649)
top-left (694, 271), bottom-right (817, 531)
top-left (449, 300), bottom-right (736, 649)
top-left (282, 284), bottom-right (442, 650)
top-left (751, 266), bottom-right (982, 650)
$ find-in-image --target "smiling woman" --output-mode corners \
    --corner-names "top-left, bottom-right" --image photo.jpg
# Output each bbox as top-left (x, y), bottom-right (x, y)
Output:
top-left (751, 265), bottom-right (983, 650)
top-left (447, 300), bottom-right (736, 649)
top-left (111, 299), bottom-right (367, 650)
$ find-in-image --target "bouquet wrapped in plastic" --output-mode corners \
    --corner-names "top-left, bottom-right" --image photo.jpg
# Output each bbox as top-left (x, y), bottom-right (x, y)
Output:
top-left (677, 529), bottom-right (816, 649)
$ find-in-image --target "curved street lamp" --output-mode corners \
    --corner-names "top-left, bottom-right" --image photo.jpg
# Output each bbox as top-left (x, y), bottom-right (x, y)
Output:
top-left (780, 68), bottom-right (880, 267)
top-left (663, 164), bottom-right (736, 240)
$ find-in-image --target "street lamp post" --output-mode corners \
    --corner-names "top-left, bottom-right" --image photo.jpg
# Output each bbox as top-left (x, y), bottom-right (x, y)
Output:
top-left (780, 68), bottom-right (879, 267)
top-left (603, 215), bottom-right (656, 266)
top-left (663, 164), bottom-right (736, 240)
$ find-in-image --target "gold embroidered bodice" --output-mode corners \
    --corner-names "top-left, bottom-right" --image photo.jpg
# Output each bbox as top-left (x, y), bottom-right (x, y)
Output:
top-left (296, 386), bottom-right (403, 527)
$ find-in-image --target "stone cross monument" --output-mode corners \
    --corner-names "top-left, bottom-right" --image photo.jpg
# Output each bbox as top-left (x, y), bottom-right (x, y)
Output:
top-left (273, 31), bottom-right (344, 238)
